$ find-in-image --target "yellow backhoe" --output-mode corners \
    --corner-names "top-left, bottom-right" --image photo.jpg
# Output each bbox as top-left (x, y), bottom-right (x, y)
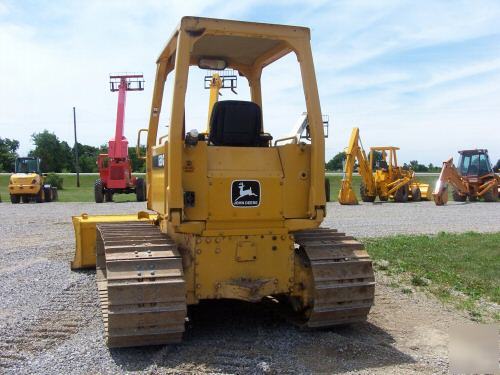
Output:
top-left (338, 128), bottom-right (430, 204)
top-left (71, 17), bottom-right (374, 348)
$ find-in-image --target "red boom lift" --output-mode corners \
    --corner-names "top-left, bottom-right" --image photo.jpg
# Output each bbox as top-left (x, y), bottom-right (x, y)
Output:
top-left (95, 74), bottom-right (146, 203)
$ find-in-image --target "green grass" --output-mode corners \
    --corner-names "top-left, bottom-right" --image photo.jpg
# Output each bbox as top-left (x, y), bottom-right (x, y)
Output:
top-left (0, 173), bottom-right (144, 202)
top-left (365, 232), bottom-right (500, 320)
top-left (326, 174), bottom-right (439, 202)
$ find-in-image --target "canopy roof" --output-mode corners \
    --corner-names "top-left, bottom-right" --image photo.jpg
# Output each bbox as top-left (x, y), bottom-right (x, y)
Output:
top-left (157, 16), bottom-right (310, 70)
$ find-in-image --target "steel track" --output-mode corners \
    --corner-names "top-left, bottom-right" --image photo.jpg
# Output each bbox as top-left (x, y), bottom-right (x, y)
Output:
top-left (96, 222), bottom-right (186, 348)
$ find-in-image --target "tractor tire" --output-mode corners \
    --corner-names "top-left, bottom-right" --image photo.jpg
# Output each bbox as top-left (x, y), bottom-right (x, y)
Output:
top-left (325, 178), bottom-right (331, 202)
top-left (379, 196), bottom-right (389, 201)
top-left (136, 178), bottom-right (146, 202)
top-left (35, 189), bottom-right (43, 203)
top-left (22, 195), bottom-right (31, 203)
top-left (10, 194), bottom-right (20, 204)
top-left (469, 195), bottom-right (478, 202)
top-left (105, 191), bottom-right (113, 203)
top-left (360, 182), bottom-right (376, 202)
top-left (394, 184), bottom-right (409, 203)
top-left (95, 179), bottom-right (104, 203)
top-left (44, 186), bottom-right (52, 202)
top-left (411, 186), bottom-right (422, 202)
top-left (483, 187), bottom-right (498, 202)
top-left (52, 188), bottom-right (58, 201)
top-left (452, 189), bottom-right (467, 202)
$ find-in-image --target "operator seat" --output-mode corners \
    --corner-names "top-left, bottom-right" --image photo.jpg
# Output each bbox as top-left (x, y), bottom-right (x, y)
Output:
top-left (208, 100), bottom-right (272, 147)
top-left (377, 160), bottom-right (389, 171)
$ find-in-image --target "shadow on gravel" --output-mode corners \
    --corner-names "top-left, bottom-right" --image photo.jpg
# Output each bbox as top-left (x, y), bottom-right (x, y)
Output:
top-left (109, 299), bottom-right (415, 374)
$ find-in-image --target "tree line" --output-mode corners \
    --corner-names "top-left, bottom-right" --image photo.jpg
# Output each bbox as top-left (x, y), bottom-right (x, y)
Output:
top-left (0, 130), bottom-right (145, 173)
top-left (325, 151), bottom-right (441, 172)
top-left (2, 132), bottom-right (443, 174)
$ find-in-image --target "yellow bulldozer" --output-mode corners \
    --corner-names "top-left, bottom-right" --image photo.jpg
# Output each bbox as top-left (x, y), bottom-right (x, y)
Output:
top-left (8, 157), bottom-right (58, 203)
top-left (71, 17), bottom-right (375, 348)
top-left (338, 128), bottom-right (430, 204)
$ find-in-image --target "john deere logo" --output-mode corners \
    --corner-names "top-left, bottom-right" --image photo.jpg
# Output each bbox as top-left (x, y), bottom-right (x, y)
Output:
top-left (231, 180), bottom-right (260, 207)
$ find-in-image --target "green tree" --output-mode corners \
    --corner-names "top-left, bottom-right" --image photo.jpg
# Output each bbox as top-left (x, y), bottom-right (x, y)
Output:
top-left (74, 143), bottom-right (100, 172)
top-left (409, 160), bottom-right (428, 172)
top-left (0, 137), bottom-right (19, 172)
top-left (326, 151), bottom-right (346, 171)
top-left (129, 146), bottom-right (146, 172)
top-left (29, 130), bottom-right (73, 172)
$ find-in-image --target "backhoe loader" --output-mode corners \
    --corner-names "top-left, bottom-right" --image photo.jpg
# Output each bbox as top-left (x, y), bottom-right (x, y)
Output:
top-left (338, 128), bottom-right (430, 204)
top-left (71, 17), bottom-right (374, 348)
top-left (433, 149), bottom-right (499, 205)
top-left (8, 157), bottom-right (58, 203)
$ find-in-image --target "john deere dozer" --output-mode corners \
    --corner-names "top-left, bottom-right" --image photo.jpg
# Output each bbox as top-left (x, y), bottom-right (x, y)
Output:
top-left (71, 17), bottom-right (374, 348)
top-left (338, 127), bottom-right (430, 204)
top-left (433, 149), bottom-right (499, 205)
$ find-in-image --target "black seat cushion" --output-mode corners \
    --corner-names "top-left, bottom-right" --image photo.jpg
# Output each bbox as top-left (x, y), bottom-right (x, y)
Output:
top-left (208, 100), bottom-right (262, 147)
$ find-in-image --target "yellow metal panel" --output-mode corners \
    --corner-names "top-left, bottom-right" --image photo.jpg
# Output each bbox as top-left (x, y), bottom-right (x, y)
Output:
top-left (182, 143), bottom-right (208, 221)
top-left (189, 232), bottom-right (294, 301)
top-left (235, 241), bottom-right (257, 261)
top-left (150, 144), bottom-right (166, 214)
top-left (207, 146), bottom-right (282, 173)
top-left (206, 146), bottom-right (283, 222)
top-left (278, 144), bottom-right (310, 218)
top-left (71, 212), bottom-right (157, 270)
top-left (208, 177), bottom-right (282, 221)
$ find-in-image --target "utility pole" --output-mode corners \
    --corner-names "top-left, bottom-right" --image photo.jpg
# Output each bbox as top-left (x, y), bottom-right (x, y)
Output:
top-left (73, 106), bottom-right (80, 187)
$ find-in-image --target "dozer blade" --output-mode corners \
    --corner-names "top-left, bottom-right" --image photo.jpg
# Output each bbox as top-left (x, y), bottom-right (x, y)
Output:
top-left (71, 211), bottom-right (158, 270)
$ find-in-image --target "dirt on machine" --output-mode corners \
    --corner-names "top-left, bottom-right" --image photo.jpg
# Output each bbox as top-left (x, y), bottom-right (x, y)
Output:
top-left (71, 17), bottom-right (375, 348)
top-left (8, 157), bottom-right (58, 204)
top-left (338, 127), bottom-right (430, 204)
top-left (433, 149), bottom-right (499, 205)
top-left (94, 74), bottom-right (146, 203)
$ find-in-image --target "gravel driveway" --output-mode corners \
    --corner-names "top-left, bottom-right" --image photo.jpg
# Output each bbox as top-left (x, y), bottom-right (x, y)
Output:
top-left (0, 201), bottom-right (498, 374)
top-left (325, 200), bottom-right (500, 238)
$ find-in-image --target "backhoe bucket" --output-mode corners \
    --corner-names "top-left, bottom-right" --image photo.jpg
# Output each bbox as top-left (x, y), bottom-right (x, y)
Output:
top-left (338, 180), bottom-right (358, 205)
top-left (71, 211), bottom-right (157, 269)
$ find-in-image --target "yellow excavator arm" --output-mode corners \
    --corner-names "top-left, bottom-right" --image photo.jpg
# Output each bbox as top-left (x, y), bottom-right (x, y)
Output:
top-left (338, 127), bottom-right (376, 204)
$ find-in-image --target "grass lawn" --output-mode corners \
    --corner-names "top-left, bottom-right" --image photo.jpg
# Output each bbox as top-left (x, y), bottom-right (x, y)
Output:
top-left (0, 173), bottom-right (145, 203)
top-left (365, 232), bottom-right (500, 321)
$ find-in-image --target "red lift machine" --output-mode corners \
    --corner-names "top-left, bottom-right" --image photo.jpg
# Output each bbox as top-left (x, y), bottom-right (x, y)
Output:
top-left (95, 74), bottom-right (146, 203)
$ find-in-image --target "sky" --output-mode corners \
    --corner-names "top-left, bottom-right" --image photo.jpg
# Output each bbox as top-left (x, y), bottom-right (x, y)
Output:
top-left (1, 0), bottom-right (499, 165)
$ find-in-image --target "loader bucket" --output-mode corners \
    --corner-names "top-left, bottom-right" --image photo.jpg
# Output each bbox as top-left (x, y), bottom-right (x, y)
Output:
top-left (71, 211), bottom-right (157, 270)
top-left (416, 183), bottom-right (431, 200)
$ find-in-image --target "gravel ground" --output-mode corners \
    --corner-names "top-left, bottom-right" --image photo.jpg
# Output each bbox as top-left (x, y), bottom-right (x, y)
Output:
top-left (325, 200), bottom-right (500, 238)
top-left (0, 201), bottom-right (498, 374)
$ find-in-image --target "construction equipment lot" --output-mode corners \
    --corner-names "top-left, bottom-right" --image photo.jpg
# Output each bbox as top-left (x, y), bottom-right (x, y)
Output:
top-left (0, 201), bottom-right (498, 374)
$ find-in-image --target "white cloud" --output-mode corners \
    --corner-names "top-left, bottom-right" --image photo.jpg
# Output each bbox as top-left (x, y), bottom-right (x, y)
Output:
top-left (0, 0), bottom-right (499, 165)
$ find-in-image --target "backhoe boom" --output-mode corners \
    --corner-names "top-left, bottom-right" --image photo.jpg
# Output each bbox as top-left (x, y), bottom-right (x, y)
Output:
top-left (338, 127), bottom-right (375, 204)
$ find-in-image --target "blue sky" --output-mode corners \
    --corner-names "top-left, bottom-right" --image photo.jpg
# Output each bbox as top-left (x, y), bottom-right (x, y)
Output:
top-left (1, 0), bottom-right (499, 165)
